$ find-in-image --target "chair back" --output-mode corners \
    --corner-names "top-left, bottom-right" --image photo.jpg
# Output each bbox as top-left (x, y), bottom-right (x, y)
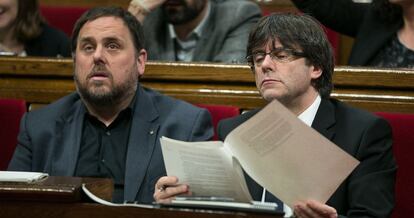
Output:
top-left (0, 99), bottom-right (26, 170)
top-left (196, 104), bottom-right (240, 140)
top-left (376, 112), bottom-right (414, 218)
top-left (40, 6), bottom-right (89, 36)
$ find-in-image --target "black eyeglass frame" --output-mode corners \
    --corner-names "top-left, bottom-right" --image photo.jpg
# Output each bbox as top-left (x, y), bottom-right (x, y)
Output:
top-left (246, 48), bottom-right (307, 68)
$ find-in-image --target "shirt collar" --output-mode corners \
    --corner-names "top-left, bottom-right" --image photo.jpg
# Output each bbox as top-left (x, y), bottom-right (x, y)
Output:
top-left (297, 95), bottom-right (321, 127)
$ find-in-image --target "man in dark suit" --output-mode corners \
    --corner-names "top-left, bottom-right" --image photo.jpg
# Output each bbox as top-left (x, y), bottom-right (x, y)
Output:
top-left (153, 13), bottom-right (396, 218)
top-left (8, 7), bottom-right (213, 204)
top-left (128, 0), bottom-right (261, 63)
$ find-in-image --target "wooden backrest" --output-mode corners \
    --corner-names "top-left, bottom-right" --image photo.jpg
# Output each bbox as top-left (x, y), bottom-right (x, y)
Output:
top-left (0, 56), bottom-right (413, 113)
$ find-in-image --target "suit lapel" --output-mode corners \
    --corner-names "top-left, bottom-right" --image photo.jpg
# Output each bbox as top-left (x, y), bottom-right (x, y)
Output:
top-left (161, 31), bottom-right (176, 61)
top-left (124, 86), bottom-right (160, 201)
top-left (193, 2), bottom-right (215, 62)
top-left (155, 18), bottom-right (176, 61)
top-left (52, 99), bottom-right (85, 176)
top-left (145, 11), bottom-right (175, 61)
top-left (312, 98), bottom-right (336, 141)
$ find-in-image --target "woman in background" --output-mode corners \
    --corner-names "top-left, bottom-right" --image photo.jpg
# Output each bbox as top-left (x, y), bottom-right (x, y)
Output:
top-left (0, 0), bottom-right (70, 57)
top-left (292, 0), bottom-right (414, 68)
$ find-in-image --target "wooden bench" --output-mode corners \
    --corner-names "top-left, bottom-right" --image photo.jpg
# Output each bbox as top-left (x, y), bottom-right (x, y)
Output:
top-left (0, 56), bottom-right (413, 113)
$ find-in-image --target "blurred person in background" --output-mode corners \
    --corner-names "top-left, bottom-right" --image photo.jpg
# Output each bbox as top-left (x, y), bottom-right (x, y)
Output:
top-left (0, 0), bottom-right (70, 57)
top-left (292, 0), bottom-right (414, 68)
top-left (128, 0), bottom-right (261, 63)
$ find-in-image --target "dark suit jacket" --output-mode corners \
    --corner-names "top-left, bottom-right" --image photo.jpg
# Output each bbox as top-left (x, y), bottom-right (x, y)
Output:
top-left (143, 0), bottom-right (261, 63)
top-left (25, 23), bottom-right (71, 58)
top-left (8, 85), bottom-right (214, 203)
top-left (292, 0), bottom-right (402, 66)
top-left (217, 98), bottom-right (396, 218)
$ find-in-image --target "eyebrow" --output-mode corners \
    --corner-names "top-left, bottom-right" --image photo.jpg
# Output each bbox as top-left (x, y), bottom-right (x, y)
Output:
top-left (78, 36), bottom-right (95, 44)
top-left (78, 36), bottom-right (124, 44)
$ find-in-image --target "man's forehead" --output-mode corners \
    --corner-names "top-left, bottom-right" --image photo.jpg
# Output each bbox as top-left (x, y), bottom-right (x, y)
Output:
top-left (78, 16), bottom-right (131, 42)
top-left (253, 39), bottom-right (302, 52)
top-left (253, 39), bottom-right (282, 52)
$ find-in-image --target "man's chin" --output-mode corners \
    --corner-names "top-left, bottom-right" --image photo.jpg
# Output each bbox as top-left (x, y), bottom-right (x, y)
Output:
top-left (261, 90), bottom-right (283, 102)
top-left (87, 89), bottom-right (111, 99)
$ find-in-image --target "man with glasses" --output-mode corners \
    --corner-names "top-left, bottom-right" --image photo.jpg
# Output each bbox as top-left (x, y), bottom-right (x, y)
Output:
top-left (153, 13), bottom-right (396, 218)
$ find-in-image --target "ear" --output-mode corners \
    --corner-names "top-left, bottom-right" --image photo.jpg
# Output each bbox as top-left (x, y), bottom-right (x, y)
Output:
top-left (310, 65), bottom-right (322, 80)
top-left (137, 49), bottom-right (147, 77)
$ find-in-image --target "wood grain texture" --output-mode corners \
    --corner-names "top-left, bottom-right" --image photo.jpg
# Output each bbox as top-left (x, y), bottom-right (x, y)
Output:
top-left (0, 56), bottom-right (413, 113)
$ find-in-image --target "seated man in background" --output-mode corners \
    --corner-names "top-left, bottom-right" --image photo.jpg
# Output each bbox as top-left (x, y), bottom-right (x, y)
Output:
top-left (154, 13), bottom-right (396, 218)
top-left (0, 0), bottom-right (70, 57)
top-left (8, 6), bottom-right (213, 204)
top-left (128, 0), bottom-right (261, 63)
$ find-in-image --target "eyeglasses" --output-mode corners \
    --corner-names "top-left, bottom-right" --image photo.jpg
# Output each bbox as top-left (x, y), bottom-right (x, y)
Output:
top-left (246, 48), bottom-right (307, 68)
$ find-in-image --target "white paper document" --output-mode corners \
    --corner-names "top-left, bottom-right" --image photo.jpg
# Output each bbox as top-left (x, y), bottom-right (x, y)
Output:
top-left (82, 184), bottom-right (155, 208)
top-left (160, 100), bottom-right (360, 208)
top-left (160, 139), bottom-right (252, 202)
top-left (0, 171), bottom-right (48, 183)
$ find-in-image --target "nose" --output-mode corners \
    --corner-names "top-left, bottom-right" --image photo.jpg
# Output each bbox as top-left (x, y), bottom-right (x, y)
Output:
top-left (259, 53), bottom-right (275, 74)
top-left (92, 45), bottom-right (105, 64)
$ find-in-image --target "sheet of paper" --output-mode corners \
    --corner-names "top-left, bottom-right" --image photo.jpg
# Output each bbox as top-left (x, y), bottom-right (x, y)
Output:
top-left (225, 100), bottom-right (360, 208)
top-left (160, 137), bottom-right (252, 202)
top-left (0, 171), bottom-right (48, 183)
top-left (82, 184), bottom-right (155, 208)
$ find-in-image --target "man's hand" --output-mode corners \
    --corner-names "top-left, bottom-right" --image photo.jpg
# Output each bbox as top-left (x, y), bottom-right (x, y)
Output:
top-left (153, 176), bottom-right (191, 203)
top-left (293, 200), bottom-right (338, 218)
top-left (128, 0), bottom-right (166, 23)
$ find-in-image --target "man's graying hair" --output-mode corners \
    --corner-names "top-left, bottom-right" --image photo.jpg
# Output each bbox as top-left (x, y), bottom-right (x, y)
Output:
top-left (247, 13), bottom-right (334, 98)
top-left (71, 6), bottom-right (145, 56)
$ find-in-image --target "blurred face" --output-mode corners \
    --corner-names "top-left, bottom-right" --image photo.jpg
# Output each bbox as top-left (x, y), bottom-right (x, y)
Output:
top-left (252, 40), bottom-right (322, 111)
top-left (74, 16), bottom-right (146, 107)
top-left (0, 0), bottom-right (18, 30)
top-left (162, 0), bottom-right (207, 25)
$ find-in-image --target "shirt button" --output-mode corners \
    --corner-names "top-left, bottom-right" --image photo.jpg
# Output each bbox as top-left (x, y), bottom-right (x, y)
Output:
top-left (102, 159), bottom-right (105, 163)
top-left (106, 131), bottom-right (111, 136)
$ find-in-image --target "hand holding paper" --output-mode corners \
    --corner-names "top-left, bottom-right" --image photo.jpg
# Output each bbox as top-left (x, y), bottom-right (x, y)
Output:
top-left (160, 100), bottom-right (360, 209)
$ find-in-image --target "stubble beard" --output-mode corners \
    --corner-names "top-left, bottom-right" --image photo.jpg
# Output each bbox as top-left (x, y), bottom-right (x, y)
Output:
top-left (74, 69), bottom-right (138, 109)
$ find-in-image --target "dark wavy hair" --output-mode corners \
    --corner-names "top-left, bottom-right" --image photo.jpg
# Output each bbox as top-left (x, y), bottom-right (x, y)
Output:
top-left (246, 13), bottom-right (334, 98)
top-left (71, 6), bottom-right (145, 56)
top-left (14, 0), bottom-right (45, 42)
top-left (372, 0), bottom-right (403, 24)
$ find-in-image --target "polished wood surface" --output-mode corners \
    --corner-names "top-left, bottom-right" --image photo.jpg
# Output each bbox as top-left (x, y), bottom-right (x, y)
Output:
top-left (0, 176), bottom-right (113, 202)
top-left (0, 175), bottom-right (281, 218)
top-left (0, 201), bottom-right (282, 218)
top-left (0, 56), bottom-right (413, 113)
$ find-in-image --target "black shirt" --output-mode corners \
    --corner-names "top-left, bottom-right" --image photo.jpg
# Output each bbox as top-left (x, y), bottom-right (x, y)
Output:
top-left (75, 98), bottom-right (135, 203)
